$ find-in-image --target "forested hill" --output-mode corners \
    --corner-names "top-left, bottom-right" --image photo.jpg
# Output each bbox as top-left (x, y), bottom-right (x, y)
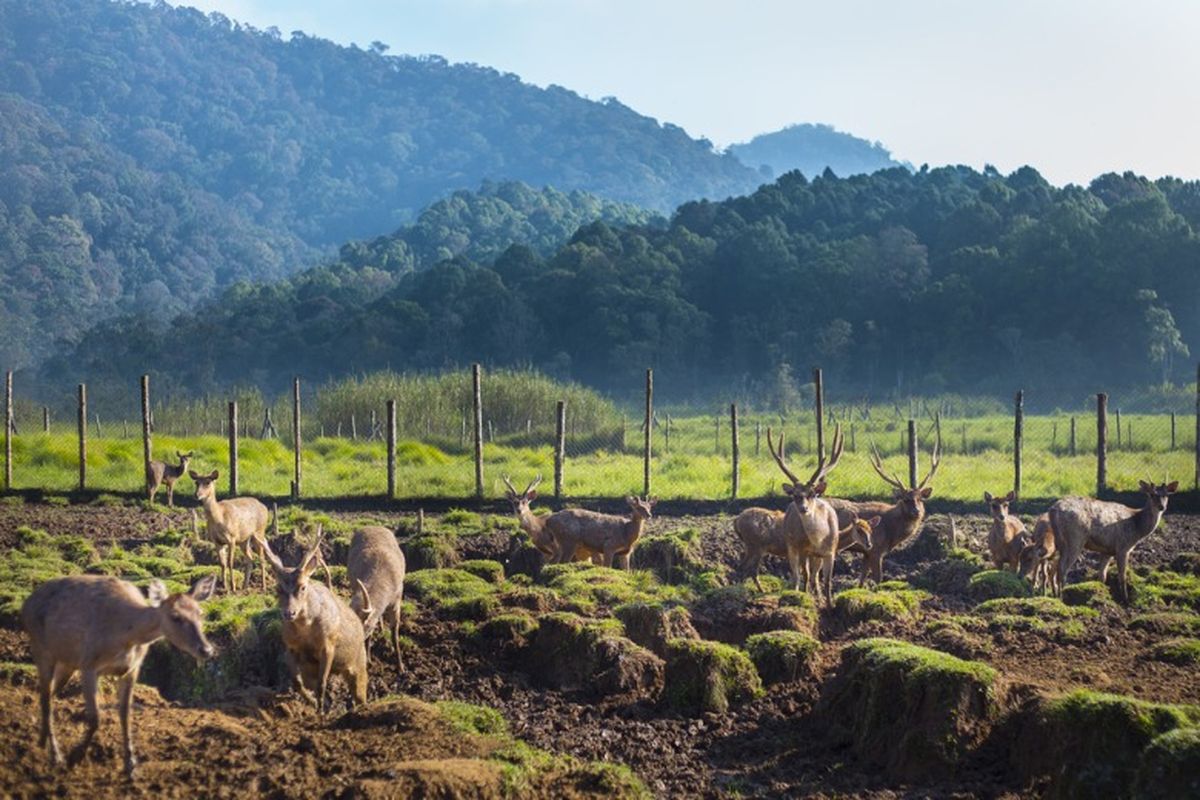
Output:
top-left (50, 166), bottom-right (1200, 405)
top-left (0, 0), bottom-right (755, 367)
top-left (728, 123), bottom-right (905, 179)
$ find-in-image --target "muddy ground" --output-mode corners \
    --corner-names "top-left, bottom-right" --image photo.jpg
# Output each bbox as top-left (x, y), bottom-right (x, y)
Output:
top-left (1, 500), bottom-right (1198, 798)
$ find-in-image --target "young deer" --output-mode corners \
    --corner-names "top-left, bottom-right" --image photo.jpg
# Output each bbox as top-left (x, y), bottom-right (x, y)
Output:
top-left (190, 469), bottom-right (271, 593)
top-left (264, 535), bottom-right (368, 712)
top-left (1049, 480), bottom-right (1177, 602)
top-left (984, 490), bottom-right (1028, 570)
top-left (547, 496), bottom-right (657, 568)
top-left (1018, 513), bottom-right (1059, 594)
top-left (829, 436), bottom-right (941, 586)
top-left (146, 450), bottom-right (192, 507)
top-left (347, 526), bottom-right (407, 672)
top-left (735, 506), bottom-right (876, 592)
top-left (503, 475), bottom-right (602, 564)
top-left (21, 574), bottom-right (217, 775)
top-left (766, 424), bottom-right (850, 603)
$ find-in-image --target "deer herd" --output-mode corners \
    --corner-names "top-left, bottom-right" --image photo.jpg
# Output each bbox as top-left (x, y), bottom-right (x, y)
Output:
top-left (16, 435), bottom-right (1183, 778)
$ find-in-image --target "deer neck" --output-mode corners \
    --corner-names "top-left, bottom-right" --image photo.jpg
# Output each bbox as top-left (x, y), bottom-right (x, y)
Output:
top-left (1134, 501), bottom-right (1164, 541)
top-left (132, 604), bottom-right (168, 646)
top-left (518, 508), bottom-right (543, 537)
top-left (623, 516), bottom-right (646, 546)
top-left (200, 493), bottom-right (226, 526)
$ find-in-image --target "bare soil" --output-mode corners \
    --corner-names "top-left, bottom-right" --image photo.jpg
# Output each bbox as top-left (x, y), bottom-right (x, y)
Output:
top-left (1, 501), bottom-right (1198, 798)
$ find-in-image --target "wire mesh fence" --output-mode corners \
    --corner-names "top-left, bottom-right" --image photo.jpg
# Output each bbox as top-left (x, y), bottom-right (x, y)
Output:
top-left (3, 366), bottom-right (1198, 505)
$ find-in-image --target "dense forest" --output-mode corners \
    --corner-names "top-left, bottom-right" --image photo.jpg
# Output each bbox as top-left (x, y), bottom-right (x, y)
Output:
top-left (0, 0), bottom-right (756, 367)
top-left (47, 165), bottom-right (1200, 407)
top-left (728, 124), bottom-right (904, 181)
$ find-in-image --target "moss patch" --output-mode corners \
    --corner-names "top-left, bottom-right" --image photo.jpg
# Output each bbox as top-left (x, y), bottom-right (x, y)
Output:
top-left (630, 527), bottom-right (711, 585)
top-left (745, 630), bottom-right (820, 685)
top-left (975, 596), bottom-right (1098, 620)
top-left (1134, 727), bottom-right (1200, 799)
top-left (459, 559), bottom-right (505, 585)
top-left (1060, 580), bottom-right (1118, 609)
top-left (662, 638), bottom-right (763, 715)
top-left (402, 534), bottom-right (460, 571)
top-left (966, 569), bottom-right (1032, 602)
top-left (820, 637), bottom-right (997, 780)
top-left (406, 568), bottom-right (501, 620)
top-left (524, 612), bottom-right (663, 698)
top-left (538, 563), bottom-right (686, 615)
top-left (1148, 637), bottom-right (1200, 666)
top-left (613, 601), bottom-right (699, 657)
top-left (833, 587), bottom-right (927, 626)
top-left (688, 584), bottom-right (817, 644)
top-left (1129, 612), bottom-right (1200, 636)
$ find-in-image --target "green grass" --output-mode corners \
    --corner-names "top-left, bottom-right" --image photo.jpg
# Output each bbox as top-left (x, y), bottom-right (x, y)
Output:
top-left (6, 403), bottom-right (1196, 500)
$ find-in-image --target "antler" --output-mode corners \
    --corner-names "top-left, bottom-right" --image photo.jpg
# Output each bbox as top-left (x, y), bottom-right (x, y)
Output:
top-left (766, 427), bottom-right (802, 485)
top-left (917, 432), bottom-right (941, 490)
top-left (805, 423), bottom-right (845, 488)
top-left (502, 474), bottom-right (519, 496)
top-left (868, 439), bottom-right (908, 491)
top-left (525, 474), bottom-right (543, 496)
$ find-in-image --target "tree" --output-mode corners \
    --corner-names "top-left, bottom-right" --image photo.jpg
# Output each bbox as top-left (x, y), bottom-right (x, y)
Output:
top-left (1138, 289), bottom-right (1189, 385)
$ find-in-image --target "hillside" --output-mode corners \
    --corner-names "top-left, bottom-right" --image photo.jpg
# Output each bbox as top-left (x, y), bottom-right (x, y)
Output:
top-left (0, 0), bottom-right (754, 367)
top-left (728, 123), bottom-right (904, 179)
top-left (48, 167), bottom-right (1200, 404)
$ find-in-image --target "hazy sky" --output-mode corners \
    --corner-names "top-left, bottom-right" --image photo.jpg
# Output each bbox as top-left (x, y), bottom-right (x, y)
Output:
top-left (178, 0), bottom-right (1200, 186)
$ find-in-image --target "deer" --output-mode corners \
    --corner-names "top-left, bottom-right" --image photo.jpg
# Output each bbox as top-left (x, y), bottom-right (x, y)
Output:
top-left (828, 435), bottom-right (941, 586)
top-left (764, 423), bottom-right (852, 603)
top-left (347, 526), bottom-right (407, 672)
top-left (190, 469), bottom-right (271, 593)
top-left (735, 505), bottom-right (878, 592)
top-left (547, 496), bottom-right (657, 568)
top-left (1048, 480), bottom-right (1177, 602)
top-left (21, 573), bottom-right (217, 776)
top-left (263, 534), bottom-right (368, 713)
top-left (984, 490), bottom-right (1028, 570)
top-left (1018, 513), bottom-right (1059, 594)
top-left (146, 450), bottom-right (192, 507)
top-left (502, 474), bottom-right (603, 564)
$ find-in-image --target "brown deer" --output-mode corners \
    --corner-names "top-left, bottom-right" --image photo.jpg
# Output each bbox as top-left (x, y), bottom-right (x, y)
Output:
top-left (1018, 513), bottom-right (1058, 594)
top-left (263, 534), bottom-right (369, 712)
top-left (21, 574), bottom-right (217, 775)
top-left (146, 450), bottom-right (192, 507)
top-left (1048, 480), bottom-right (1177, 602)
top-left (735, 506), bottom-right (877, 592)
top-left (347, 526), bottom-right (407, 672)
top-left (984, 490), bottom-right (1028, 570)
top-left (502, 475), bottom-right (602, 564)
top-left (547, 496), bottom-right (657, 568)
top-left (190, 469), bottom-right (271, 593)
top-left (765, 424), bottom-right (851, 602)
top-left (829, 436), bottom-right (941, 586)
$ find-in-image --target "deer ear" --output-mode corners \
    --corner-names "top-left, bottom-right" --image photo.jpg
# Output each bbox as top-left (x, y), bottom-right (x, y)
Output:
top-left (1139, 480), bottom-right (1153, 493)
top-left (626, 496), bottom-right (637, 508)
top-left (527, 489), bottom-right (537, 501)
top-left (146, 580), bottom-right (169, 607)
top-left (892, 488), bottom-right (905, 500)
top-left (920, 487), bottom-right (933, 499)
top-left (189, 574), bottom-right (217, 602)
top-left (983, 491), bottom-right (993, 503)
top-left (813, 480), bottom-right (827, 496)
top-left (208, 470), bottom-right (220, 481)
top-left (189, 470), bottom-right (201, 480)
top-left (1166, 481), bottom-right (1179, 493)
top-left (1005, 491), bottom-right (1016, 503)
top-left (868, 516), bottom-right (882, 528)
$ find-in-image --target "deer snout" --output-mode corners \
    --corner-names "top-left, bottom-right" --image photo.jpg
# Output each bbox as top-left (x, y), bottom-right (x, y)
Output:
top-left (200, 640), bottom-right (216, 660)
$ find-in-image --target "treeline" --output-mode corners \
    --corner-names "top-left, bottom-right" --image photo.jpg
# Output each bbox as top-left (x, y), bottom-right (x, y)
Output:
top-left (44, 165), bottom-right (1200, 406)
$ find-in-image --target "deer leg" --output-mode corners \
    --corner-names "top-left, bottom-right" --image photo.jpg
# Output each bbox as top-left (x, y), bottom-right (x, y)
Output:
top-left (36, 660), bottom-right (65, 765)
top-left (602, 546), bottom-right (618, 568)
top-left (822, 554), bottom-right (835, 606)
top-left (590, 552), bottom-right (604, 566)
top-left (67, 670), bottom-right (100, 767)
top-left (117, 670), bottom-right (138, 775)
top-left (1115, 550), bottom-right (1131, 604)
top-left (871, 552), bottom-right (884, 585)
top-left (389, 605), bottom-right (404, 672)
top-left (1056, 544), bottom-right (1081, 597)
top-left (257, 538), bottom-right (270, 591)
top-left (786, 546), bottom-right (804, 592)
top-left (317, 648), bottom-right (334, 715)
top-left (166, 481), bottom-right (174, 509)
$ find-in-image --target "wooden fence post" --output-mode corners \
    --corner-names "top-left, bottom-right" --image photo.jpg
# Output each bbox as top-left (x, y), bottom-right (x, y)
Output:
top-left (4, 370), bottom-right (11, 492)
top-left (755, 421), bottom-right (761, 456)
top-left (643, 369), bottom-right (653, 497)
top-left (1013, 390), bottom-right (1023, 499)
top-left (554, 400), bottom-right (566, 500)
top-left (1115, 408), bottom-right (1122, 450)
top-left (140, 375), bottom-right (152, 495)
top-left (730, 403), bottom-right (740, 500)
top-left (42, 407), bottom-right (49, 433)
top-left (1070, 416), bottom-right (1077, 457)
top-left (228, 401), bottom-right (239, 496)
top-left (714, 414), bottom-right (720, 455)
top-left (291, 377), bottom-right (301, 500)
top-left (1196, 364), bottom-right (1200, 489)
top-left (813, 367), bottom-right (825, 459)
top-left (386, 399), bottom-right (397, 499)
top-left (1171, 412), bottom-right (1176, 450)
top-left (1097, 393), bottom-right (1108, 495)
top-left (472, 364), bottom-right (483, 500)
top-left (78, 383), bottom-right (87, 491)
top-left (907, 419), bottom-right (918, 488)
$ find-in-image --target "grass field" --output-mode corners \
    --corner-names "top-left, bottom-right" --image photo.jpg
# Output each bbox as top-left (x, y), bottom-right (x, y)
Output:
top-left (5, 408), bottom-right (1195, 502)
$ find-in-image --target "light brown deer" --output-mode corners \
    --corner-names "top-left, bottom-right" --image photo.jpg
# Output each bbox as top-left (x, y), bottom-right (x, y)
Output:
top-left (984, 490), bottom-right (1028, 570)
top-left (21, 573), bottom-right (217, 775)
top-left (1048, 480), bottom-right (1177, 602)
top-left (263, 535), bottom-right (368, 713)
top-left (348, 526), bottom-right (407, 672)
top-left (735, 507), bottom-right (877, 592)
top-left (547, 496), bottom-right (656, 568)
top-left (829, 436), bottom-right (941, 586)
top-left (190, 469), bottom-right (271, 593)
top-left (502, 474), bottom-right (602, 564)
top-left (1018, 513), bottom-right (1058, 594)
top-left (765, 424), bottom-right (850, 602)
top-left (146, 450), bottom-right (192, 507)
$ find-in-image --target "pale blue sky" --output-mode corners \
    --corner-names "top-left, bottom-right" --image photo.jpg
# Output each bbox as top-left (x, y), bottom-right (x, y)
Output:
top-left (178, 0), bottom-right (1200, 186)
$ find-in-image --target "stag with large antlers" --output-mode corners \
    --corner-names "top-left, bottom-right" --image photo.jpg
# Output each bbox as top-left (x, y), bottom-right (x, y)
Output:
top-left (765, 423), bottom-right (849, 602)
top-left (502, 475), bottom-right (603, 564)
top-left (828, 434), bottom-right (941, 586)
